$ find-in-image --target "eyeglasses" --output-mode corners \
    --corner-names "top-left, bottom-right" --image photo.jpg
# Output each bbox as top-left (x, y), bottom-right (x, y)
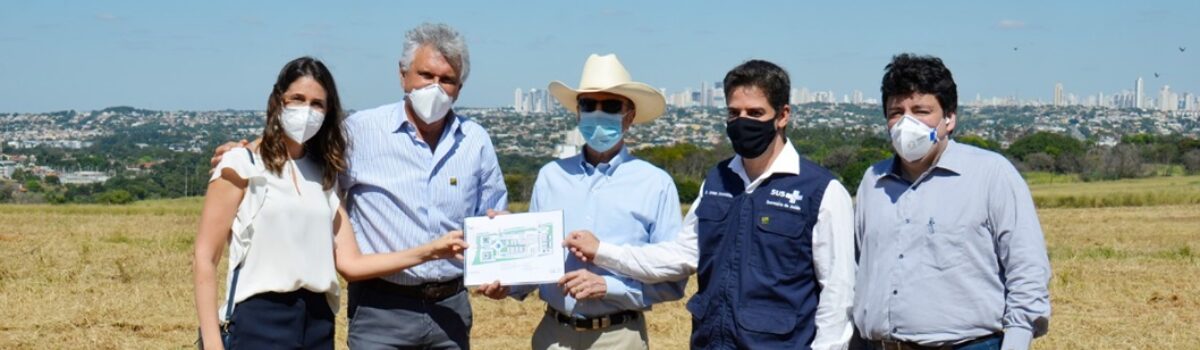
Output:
top-left (578, 98), bottom-right (625, 114)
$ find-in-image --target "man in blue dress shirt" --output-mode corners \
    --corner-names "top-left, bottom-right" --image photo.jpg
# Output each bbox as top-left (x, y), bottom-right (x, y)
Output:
top-left (478, 54), bottom-right (686, 350)
top-left (336, 23), bottom-right (510, 350)
top-left (853, 54), bottom-right (1051, 350)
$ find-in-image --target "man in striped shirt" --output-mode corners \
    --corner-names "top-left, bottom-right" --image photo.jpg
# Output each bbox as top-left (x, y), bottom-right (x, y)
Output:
top-left (336, 23), bottom-right (507, 350)
top-left (212, 23), bottom-right (506, 350)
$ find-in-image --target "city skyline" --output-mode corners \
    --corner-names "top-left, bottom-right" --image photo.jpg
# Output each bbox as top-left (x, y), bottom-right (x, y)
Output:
top-left (516, 74), bottom-right (1198, 112)
top-left (2, 1), bottom-right (1197, 113)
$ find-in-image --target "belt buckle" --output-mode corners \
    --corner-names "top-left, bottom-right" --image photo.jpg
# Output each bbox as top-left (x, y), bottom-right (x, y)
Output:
top-left (880, 340), bottom-right (904, 350)
top-left (421, 283), bottom-right (439, 298)
top-left (571, 316), bottom-right (611, 331)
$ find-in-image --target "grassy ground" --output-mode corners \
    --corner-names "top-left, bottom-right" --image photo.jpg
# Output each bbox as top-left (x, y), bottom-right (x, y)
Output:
top-left (1, 178), bottom-right (1198, 349)
top-left (1029, 175), bottom-right (1200, 208)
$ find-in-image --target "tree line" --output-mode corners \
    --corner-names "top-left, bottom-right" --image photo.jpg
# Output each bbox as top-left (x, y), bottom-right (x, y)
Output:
top-left (4, 129), bottom-right (1199, 205)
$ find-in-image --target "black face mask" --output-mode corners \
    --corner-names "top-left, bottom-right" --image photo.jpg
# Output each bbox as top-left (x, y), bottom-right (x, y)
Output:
top-left (726, 116), bottom-right (779, 159)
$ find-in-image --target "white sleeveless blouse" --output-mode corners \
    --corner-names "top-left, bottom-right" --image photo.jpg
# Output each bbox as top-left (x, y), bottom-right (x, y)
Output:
top-left (209, 148), bottom-right (340, 321)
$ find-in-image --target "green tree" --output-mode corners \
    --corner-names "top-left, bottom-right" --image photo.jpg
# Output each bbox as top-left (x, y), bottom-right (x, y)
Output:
top-left (0, 182), bottom-right (14, 202)
top-left (675, 177), bottom-right (701, 203)
top-left (1006, 132), bottom-right (1085, 165)
top-left (96, 189), bottom-right (134, 204)
top-left (955, 134), bottom-right (1001, 152)
top-left (24, 179), bottom-right (42, 193)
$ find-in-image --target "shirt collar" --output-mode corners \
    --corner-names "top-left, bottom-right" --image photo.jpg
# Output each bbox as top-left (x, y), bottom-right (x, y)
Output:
top-left (577, 146), bottom-right (632, 176)
top-left (393, 102), bottom-right (463, 138)
top-left (880, 139), bottom-right (965, 180)
top-left (933, 140), bottom-right (966, 174)
top-left (728, 139), bottom-right (801, 190)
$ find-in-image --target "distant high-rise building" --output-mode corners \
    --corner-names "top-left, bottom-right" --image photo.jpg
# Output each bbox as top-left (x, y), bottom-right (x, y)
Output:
top-left (512, 88), bottom-right (556, 114)
top-left (852, 90), bottom-right (864, 104)
top-left (513, 88), bottom-right (524, 112)
top-left (1135, 77), bottom-right (1145, 109)
top-left (1053, 82), bottom-right (1064, 106)
top-left (1160, 85), bottom-right (1174, 111)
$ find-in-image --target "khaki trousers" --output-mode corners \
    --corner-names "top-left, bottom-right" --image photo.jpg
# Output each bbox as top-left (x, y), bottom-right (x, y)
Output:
top-left (530, 311), bottom-right (648, 350)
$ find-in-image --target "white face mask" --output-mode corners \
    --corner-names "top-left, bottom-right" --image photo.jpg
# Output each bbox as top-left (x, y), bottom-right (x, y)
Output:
top-left (890, 114), bottom-right (941, 162)
top-left (406, 83), bottom-right (453, 124)
top-left (280, 105), bottom-right (325, 144)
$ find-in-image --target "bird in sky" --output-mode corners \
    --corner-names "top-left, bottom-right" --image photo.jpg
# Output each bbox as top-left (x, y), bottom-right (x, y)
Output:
top-left (1154, 72), bottom-right (1160, 78)
top-left (1181, 47), bottom-right (1187, 53)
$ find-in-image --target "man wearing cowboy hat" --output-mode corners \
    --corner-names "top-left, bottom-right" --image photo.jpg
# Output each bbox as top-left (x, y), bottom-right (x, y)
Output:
top-left (562, 60), bottom-right (857, 349)
top-left (478, 54), bottom-right (685, 350)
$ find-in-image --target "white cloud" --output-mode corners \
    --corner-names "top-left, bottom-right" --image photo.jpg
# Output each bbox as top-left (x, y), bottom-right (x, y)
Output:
top-left (96, 13), bottom-right (119, 22)
top-left (996, 19), bottom-right (1025, 29)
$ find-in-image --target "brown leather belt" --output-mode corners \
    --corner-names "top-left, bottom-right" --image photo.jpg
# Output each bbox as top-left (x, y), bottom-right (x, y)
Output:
top-left (548, 308), bottom-right (641, 331)
top-left (359, 277), bottom-right (465, 301)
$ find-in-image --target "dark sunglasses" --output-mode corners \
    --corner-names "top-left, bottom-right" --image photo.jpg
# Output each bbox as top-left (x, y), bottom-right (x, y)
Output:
top-left (578, 98), bottom-right (625, 114)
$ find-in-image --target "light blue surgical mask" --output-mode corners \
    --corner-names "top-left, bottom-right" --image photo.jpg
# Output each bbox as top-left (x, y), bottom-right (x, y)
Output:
top-left (577, 111), bottom-right (624, 153)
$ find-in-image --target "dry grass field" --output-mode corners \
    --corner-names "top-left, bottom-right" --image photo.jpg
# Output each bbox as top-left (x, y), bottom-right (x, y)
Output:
top-left (1, 176), bottom-right (1198, 349)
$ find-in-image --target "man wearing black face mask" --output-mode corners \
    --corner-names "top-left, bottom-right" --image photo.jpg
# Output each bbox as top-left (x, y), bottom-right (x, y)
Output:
top-left (563, 60), bottom-right (856, 349)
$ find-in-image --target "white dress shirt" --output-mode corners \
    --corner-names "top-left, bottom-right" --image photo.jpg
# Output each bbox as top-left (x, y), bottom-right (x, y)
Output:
top-left (592, 140), bottom-right (856, 350)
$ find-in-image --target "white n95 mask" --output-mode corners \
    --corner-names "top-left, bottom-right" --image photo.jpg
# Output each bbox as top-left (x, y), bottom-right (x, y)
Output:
top-left (407, 84), bottom-right (454, 124)
top-left (280, 105), bottom-right (325, 143)
top-left (890, 114), bottom-right (940, 162)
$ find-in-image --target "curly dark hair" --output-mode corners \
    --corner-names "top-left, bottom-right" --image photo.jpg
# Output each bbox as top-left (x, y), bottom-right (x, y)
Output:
top-left (261, 56), bottom-right (347, 190)
top-left (880, 53), bottom-right (958, 116)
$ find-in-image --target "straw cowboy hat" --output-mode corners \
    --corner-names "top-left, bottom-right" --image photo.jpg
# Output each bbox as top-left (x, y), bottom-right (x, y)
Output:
top-left (549, 54), bottom-right (667, 125)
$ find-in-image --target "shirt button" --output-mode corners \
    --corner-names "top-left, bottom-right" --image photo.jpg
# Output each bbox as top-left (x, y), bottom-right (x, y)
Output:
top-left (893, 290), bottom-right (898, 295)
top-left (905, 218), bottom-right (910, 224)
top-left (899, 254), bottom-right (904, 259)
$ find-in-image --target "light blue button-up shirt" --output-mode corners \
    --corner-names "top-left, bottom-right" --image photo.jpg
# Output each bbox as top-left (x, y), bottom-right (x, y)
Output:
top-left (520, 147), bottom-right (687, 318)
top-left (853, 140), bottom-right (1051, 350)
top-left (339, 102), bottom-right (508, 285)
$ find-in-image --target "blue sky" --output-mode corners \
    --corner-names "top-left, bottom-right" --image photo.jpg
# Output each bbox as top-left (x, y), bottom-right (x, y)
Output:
top-left (1, 0), bottom-right (1196, 112)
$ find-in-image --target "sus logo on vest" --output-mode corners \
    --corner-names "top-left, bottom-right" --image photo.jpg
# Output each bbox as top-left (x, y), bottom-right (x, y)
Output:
top-left (766, 189), bottom-right (804, 212)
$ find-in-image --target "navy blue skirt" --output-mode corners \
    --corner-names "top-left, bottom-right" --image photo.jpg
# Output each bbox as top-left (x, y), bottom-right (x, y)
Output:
top-left (228, 289), bottom-right (334, 350)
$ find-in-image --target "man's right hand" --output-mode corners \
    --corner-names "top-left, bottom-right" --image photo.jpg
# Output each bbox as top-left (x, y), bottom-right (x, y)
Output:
top-left (564, 230), bottom-right (600, 263)
top-left (210, 139), bottom-right (250, 168)
top-left (475, 280), bottom-right (510, 300)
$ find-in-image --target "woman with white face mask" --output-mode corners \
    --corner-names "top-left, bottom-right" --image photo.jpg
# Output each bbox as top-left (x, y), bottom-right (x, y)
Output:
top-left (193, 57), bottom-right (469, 350)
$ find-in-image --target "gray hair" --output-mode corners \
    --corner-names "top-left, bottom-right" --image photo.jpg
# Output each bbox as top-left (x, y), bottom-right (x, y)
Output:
top-left (399, 23), bottom-right (471, 83)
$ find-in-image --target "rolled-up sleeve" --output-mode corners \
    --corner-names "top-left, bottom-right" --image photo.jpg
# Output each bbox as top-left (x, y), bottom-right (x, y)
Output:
top-left (989, 162), bottom-right (1051, 350)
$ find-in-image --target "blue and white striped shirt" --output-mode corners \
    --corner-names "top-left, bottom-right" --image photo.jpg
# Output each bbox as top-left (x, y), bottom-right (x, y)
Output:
top-left (339, 102), bottom-right (508, 285)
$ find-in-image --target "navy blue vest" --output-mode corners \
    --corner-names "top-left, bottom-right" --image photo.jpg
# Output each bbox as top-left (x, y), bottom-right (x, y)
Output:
top-left (686, 157), bottom-right (833, 349)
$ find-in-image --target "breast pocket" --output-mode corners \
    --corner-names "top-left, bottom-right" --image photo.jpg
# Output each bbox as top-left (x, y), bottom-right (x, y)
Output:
top-left (921, 221), bottom-right (967, 271)
top-left (440, 172), bottom-right (479, 211)
top-left (694, 199), bottom-right (731, 277)
top-left (750, 208), bottom-right (813, 276)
